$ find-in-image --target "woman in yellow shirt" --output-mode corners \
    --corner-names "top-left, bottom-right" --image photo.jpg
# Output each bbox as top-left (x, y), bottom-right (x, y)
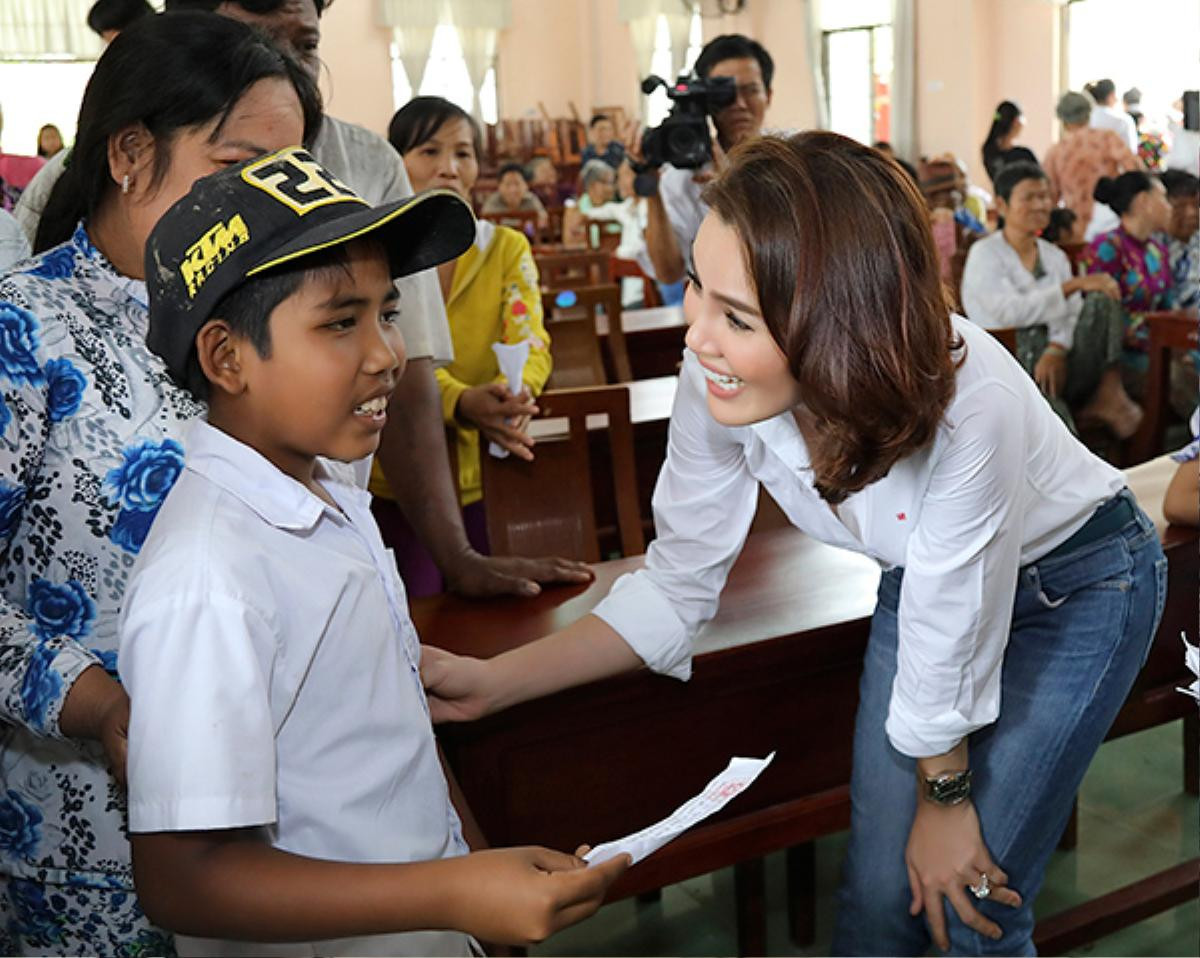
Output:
top-left (376, 96), bottom-right (552, 594)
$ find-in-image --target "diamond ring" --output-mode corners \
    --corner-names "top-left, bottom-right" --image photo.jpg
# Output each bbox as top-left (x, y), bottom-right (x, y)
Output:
top-left (968, 872), bottom-right (991, 900)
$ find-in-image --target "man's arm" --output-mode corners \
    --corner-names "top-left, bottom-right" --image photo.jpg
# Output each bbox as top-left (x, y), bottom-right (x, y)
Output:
top-left (377, 359), bottom-right (592, 597)
top-left (644, 188), bottom-right (687, 285)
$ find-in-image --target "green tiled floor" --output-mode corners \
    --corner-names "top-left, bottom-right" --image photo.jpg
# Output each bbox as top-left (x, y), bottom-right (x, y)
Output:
top-left (532, 720), bottom-right (1198, 957)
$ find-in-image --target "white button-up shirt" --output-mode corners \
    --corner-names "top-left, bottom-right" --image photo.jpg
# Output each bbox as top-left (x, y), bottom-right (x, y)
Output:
top-left (593, 317), bottom-right (1124, 757)
top-left (121, 421), bottom-right (470, 957)
top-left (1091, 104), bottom-right (1139, 155)
top-left (960, 231), bottom-right (1082, 349)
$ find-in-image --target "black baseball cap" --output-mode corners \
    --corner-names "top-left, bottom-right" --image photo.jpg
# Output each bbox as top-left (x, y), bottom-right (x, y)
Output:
top-left (145, 146), bottom-right (475, 385)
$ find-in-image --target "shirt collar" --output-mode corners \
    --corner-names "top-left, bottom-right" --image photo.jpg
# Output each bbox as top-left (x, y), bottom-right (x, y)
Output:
top-left (74, 222), bottom-right (150, 310)
top-left (184, 420), bottom-right (367, 531)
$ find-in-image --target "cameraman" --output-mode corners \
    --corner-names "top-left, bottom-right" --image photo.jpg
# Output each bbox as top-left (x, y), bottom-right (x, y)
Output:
top-left (626, 34), bottom-right (774, 285)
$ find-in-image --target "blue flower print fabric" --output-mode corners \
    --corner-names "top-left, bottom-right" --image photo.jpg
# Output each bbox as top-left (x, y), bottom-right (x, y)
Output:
top-left (0, 225), bottom-right (202, 908)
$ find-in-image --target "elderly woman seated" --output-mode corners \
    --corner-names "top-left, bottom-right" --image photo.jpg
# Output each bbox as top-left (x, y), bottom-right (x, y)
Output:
top-left (562, 158), bottom-right (622, 246)
top-left (961, 161), bottom-right (1142, 438)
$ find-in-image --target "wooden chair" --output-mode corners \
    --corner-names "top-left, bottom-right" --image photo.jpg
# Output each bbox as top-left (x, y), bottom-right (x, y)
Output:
top-left (478, 208), bottom-right (548, 244)
top-left (540, 290), bottom-right (608, 389)
top-left (1059, 240), bottom-right (1088, 273)
top-left (1127, 310), bottom-right (1199, 464)
top-left (481, 385), bottom-right (645, 562)
top-left (610, 256), bottom-right (662, 307)
top-left (987, 327), bottom-right (1019, 355)
top-left (542, 283), bottom-right (632, 383)
top-left (536, 249), bottom-right (611, 287)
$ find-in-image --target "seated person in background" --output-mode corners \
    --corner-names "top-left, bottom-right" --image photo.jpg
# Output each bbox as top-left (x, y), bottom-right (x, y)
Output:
top-left (0, 104), bottom-right (44, 211)
top-left (920, 155), bottom-right (988, 281)
top-left (87, 0), bottom-right (154, 43)
top-left (920, 156), bottom-right (988, 233)
top-left (962, 161), bottom-right (1139, 438)
top-left (1043, 91), bottom-right (1140, 243)
top-left (1082, 172), bottom-right (1175, 368)
top-left (580, 113), bottom-right (625, 169)
top-left (1163, 410), bottom-right (1199, 526)
top-left (1160, 169), bottom-right (1199, 309)
top-left (1043, 207), bottom-right (1079, 246)
top-left (1086, 77), bottom-right (1139, 155)
top-left (980, 100), bottom-right (1039, 188)
top-left (122, 148), bottom-right (627, 956)
top-left (480, 161), bottom-right (549, 232)
top-left (384, 97), bottom-right (554, 597)
top-left (36, 123), bottom-right (64, 159)
top-left (562, 158), bottom-right (621, 246)
top-left (528, 154), bottom-right (574, 207)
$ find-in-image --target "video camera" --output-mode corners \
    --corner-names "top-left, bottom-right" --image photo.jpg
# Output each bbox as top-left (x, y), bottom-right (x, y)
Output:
top-left (639, 73), bottom-right (737, 170)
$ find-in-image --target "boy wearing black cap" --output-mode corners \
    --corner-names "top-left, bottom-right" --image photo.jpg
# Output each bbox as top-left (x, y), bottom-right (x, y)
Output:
top-left (118, 147), bottom-right (627, 957)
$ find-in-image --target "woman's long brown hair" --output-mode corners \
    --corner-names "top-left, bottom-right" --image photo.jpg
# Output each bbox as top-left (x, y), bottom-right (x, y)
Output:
top-left (703, 131), bottom-right (961, 504)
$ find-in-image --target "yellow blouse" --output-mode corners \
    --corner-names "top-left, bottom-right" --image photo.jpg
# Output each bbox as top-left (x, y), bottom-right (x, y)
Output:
top-left (369, 223), bottom-right (551, 505)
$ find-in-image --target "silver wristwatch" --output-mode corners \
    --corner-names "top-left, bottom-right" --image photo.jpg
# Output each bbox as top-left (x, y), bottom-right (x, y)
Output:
top-left (922, 769), bottom-right (973, 805)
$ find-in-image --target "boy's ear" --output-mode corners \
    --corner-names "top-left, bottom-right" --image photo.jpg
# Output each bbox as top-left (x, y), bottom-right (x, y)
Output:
top-left (195, 319), bottom-right (246, 396)
top-left (106, 123), bottom-right (155, 198)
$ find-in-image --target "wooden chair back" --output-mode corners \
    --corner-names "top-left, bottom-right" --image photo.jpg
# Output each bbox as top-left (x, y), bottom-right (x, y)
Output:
top-left (543, 283), bottom-right (632, 383)
top-left (540, 289), bottom-right (608, 389)
top-left (987, 327), bottom-right (1019, 355)
top-left (1059, 241), bottom-right (1088, 273)
top-left (1128, 310), bottom-right (1198, 464)
top-left (583, 217), bottom-right (624, 253)
top-left (610, 256), bottom-right (662, 307)
top-left (536, 249), bottom-right (611, 287)
top-left (481, 385), bottom-right (645, 562)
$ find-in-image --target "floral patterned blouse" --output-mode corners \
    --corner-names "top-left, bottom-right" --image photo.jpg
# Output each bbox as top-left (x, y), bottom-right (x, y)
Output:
top-left (0, 225), bottom-right (201, 892)
top-left (1081, 225), bottom-right (1176, 352)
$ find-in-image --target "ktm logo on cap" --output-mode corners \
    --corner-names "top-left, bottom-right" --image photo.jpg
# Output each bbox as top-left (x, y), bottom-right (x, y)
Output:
top-left (242, 149), bottom-right (362, 214)
top-left (181, 214), bottom-right (250, 298)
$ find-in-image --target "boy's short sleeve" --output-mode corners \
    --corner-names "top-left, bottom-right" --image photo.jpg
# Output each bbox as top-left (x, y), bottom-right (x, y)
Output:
top-left (122, 591), bottom-right (279, 834)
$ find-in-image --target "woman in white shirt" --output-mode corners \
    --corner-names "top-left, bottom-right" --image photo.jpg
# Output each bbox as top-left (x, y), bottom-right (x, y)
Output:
top-left (961, 160), bottom-right (1141, 438)
top-left (422, 132), bottom-right (1167, 956)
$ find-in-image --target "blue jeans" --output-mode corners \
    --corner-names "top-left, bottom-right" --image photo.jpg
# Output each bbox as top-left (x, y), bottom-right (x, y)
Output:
top-left (831, 490), bottom-right (1167, 956)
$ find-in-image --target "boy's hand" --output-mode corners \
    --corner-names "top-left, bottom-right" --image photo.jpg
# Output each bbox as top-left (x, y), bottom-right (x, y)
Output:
top-left (420, 646), bottom-right (498, 723)
top-left (457, 385), bottom-right (538, 461)
top-left (452, 846), bottom-right (630, 946)
top-left (59, 665), bottom-right (130, 786)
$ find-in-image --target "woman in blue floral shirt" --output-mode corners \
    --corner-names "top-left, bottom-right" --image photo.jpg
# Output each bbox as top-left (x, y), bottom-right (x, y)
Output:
top-left (0, 13), bottom-right (320, 955)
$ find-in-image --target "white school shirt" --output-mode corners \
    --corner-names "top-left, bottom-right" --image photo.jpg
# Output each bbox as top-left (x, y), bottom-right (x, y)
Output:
top-left (592, 316), bottom-right (1125, 758)
top-left (120, 421), bottom-right (470, 958)
top-left (960, 231), bottom-right (1082, 349)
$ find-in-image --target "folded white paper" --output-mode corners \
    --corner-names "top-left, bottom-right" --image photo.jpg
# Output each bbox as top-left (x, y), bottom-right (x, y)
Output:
top-left (1178, 633), bottom-right (1199, 702)
top-left (584, 753), bottom-right (775, 867)
top-left (488, 340), bottom-right (532, 459)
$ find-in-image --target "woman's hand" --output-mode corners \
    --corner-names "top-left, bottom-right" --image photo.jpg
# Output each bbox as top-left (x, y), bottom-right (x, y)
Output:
top-left (456, 384), bottom-right (538, 460)
top-left (905, 799), bottom-right (1022, 950)
top-left (1033, 345), bottom-right (1068, 396)
top-left (420, 646), bottom-right (502, 723)
top-left (449, 846), bottom-right (630, 946)
top-left (1065, 273), bottom-right (1120, 301)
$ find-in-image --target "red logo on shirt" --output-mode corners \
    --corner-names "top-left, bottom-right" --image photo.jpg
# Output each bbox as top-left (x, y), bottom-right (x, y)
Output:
top-left (896, 512), bottom-right (906, 521)
top-left (511, 300), bottom-right (527, 316)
